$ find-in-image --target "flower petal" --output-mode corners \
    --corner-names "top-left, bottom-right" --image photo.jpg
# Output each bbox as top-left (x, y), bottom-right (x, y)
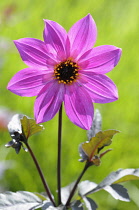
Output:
top-left (64, 83), bottom-right (94, 130)
top-left (35, 81), bottom-right (64, 123)
top-left (80, 73), bottom-right (118, 103)
top-left (14, 38), bottom-right (57, 68)
top-left (43, 19), bottom-right (68, 60)
top-left (7, 68), bottom-right (50, 97)
top-left (79, 45), bottom-right (122, 74)
top-left (68, 14), bottom-right (97, 58)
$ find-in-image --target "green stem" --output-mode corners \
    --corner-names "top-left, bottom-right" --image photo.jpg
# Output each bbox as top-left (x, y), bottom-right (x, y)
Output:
top-left (57, 104), bottom-right (63, 205)
top-left (25, 142), bottom-right (56, 207)
top-left (65, 161), bottom-right (91, 207)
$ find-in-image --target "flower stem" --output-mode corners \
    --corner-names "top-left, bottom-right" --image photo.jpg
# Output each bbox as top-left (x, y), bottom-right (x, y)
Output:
top-left (65, 161), bottom-right (91, 207)
top-left (25, 142), bottom-right (56, 207)
top-left (57, 104), bottom-right (63, 205)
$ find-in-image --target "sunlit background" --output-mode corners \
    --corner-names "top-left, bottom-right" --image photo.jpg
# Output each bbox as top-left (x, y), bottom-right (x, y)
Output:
top-left (0, 0), bottom-right (139, 209)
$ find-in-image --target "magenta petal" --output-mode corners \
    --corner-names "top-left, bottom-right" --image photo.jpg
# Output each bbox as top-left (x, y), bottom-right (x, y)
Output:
top-left (14, 38), bottom-right (52, 68)
top-left (80, 73), bottom-right (118, 103)
top-left (68, 14), bottom-right (97, 58)
top-left (79, 45), bottom-right (122, 74)
top-left (43, 20), bottom-right (68, 59)
top-left (35, 82), bottom-right (64, 123)
top-left (7, 68), bottom-right (49, 96)
top-left (64, 84), bottom-right (94, 130)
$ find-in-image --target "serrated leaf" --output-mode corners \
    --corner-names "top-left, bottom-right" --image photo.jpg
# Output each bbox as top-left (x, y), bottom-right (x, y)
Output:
top-left (0, 191), bottom-right (44, 210)
top-left (87, 109), bottom-right (102, 140)
top-left (78, 181), bottom-right (97, 196)
top-left (42, 205), bottom-right (67, 210)
top-left (104, 184), bottom-right (130, 202)
top-left (113, 169), bottom-right (139, 184)
top-left (84, 168), bottom-right (139, 196)
top-left (61, 182), bottom-right (76, 205)
top-left (78, 144), bottom-right (88, 162)
top-left (82, 130), bottom-right (119, 161)
top-left (21, 116), bottom-right (44, 139)
top-left (41, 200), bottom-right (54, 210)
top-left (83, 197), bottom-right (98, 210)
top-left (95, 130), bottom-right (119, 149)
top-left (81, 183), bottom-right (130, 203)
top-left (98, 168), bottom-right (139, 187)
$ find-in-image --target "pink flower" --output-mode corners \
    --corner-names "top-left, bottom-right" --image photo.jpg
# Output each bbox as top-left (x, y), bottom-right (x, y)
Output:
top-left (7, 14), bottom-right (121, 130)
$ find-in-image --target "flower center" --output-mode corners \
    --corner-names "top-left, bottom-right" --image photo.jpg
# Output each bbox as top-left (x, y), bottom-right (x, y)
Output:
top-left (54, 59), bottom-right (79, 84)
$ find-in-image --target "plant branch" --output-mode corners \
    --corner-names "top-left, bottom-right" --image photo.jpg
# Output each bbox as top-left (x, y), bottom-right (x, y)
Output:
top-left (25, 142), bottom-right (56, 207)
top-left (65, 161), bottom-right (91, 207)
top-left (57, 104), bottom-right (63, 205)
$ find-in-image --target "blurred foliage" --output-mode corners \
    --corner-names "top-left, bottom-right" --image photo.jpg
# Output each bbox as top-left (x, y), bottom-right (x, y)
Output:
top-left (0, 0), bottom-right (139, 209)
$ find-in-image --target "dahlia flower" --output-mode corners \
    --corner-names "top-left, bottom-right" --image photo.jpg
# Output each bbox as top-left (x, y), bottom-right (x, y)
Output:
top-left (7, 14), bottom-right (121, 130)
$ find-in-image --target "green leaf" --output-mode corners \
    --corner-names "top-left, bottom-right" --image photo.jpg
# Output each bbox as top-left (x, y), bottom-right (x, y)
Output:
top-left (21, 116), bottom-right (44, 139)
top-left (82, 130), bottom-right (119, 161)
top-left (95, 130), bottom-right (119, 148)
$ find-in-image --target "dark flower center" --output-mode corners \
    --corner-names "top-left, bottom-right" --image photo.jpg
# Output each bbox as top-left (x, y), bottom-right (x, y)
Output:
top-left (54, 59), bottom-right (79, 84)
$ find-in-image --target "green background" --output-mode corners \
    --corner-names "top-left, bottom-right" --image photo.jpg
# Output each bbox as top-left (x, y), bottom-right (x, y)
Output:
top-left (0, 0), bottom-right (139, 209)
